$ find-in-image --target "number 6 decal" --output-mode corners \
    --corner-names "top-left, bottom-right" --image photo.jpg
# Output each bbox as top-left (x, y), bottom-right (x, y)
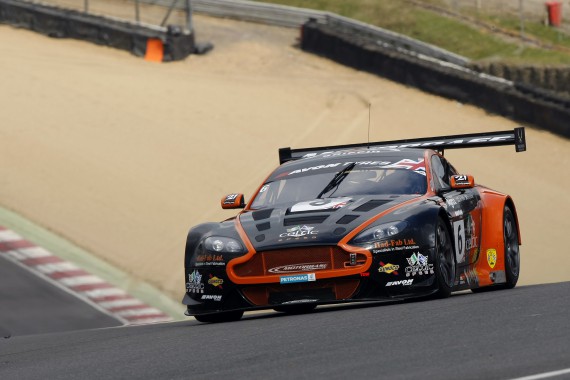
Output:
top-left (453, 220), bottom-right (466, 264)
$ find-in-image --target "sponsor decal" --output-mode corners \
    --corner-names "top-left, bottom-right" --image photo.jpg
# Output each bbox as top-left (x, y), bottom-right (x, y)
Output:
top-left (268, 262), bottom-right (328, 274)
top-left (360, 272), bottom-right (370, 277)
top-left (186, 270), bottom-right (204, 293)
top-left (299, 136), bottom-right (513, 160)
top-left (372, 238), bottom-right (419, 253)
top-left (453, 220), bottom-right (466, 264)
top-left (223, 193), bottom-right (240, 204)
top-left (195, 254), bottom-right (225, 267)
top-left (460, 268), bottom-right (479, 286)
top-left (280, 273), bottom-right (316, 284)
top-left (487, 249), bottom-right (497, 269)
top-left (405, 252), bottom-right (434, 277)
top-left (208, 275), bottom-right (224, 289)
top-left (201, 294), bottom-right (222, 301)
top-left (290, 197), bottom-right (352, 213)
top-left (281, 159), bottom-right (426, 178)
top-left (278, 225), bottom-right (319, 240)
top-left (386, 279), bottom-right (413, 287)
top-left (384, 159), bottom-right (426, 176)
top-left (378, 262), bottom-right (399, 275)
top-left (453, 215), bottom-right (479, 265)
top-left (287, 163), bottom-right (343, 176)
top-left (489, 270), bottom-right (506, 283)
top-left (452, 175), bottom-right (471, 186)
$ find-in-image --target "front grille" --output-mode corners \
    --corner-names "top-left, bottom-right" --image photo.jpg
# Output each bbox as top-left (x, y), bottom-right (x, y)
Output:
top-left (233, 246), bottom-right (366, 277)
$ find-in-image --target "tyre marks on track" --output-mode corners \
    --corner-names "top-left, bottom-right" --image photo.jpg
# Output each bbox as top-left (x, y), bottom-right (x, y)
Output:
top-left (0, 226), bottom-right (172, 325)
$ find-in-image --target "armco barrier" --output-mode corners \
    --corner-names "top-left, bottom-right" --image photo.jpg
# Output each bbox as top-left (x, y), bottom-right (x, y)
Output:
top-left (145, 0), bottom-right (469, 66)
top-left (0, 0), bottom-right (194, 62)
top-left (301, 19), bottom-right (570, 139)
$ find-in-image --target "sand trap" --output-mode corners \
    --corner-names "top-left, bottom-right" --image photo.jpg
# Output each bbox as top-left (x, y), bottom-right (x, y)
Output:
top-left (0, 15), bottom-right (569, 301)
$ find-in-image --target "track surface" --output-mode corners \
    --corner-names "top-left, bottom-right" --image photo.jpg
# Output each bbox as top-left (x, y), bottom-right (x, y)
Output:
top-left (0, 256), bottom-right (121, 338)
top-left (1, 282), bottom-right (569, 379)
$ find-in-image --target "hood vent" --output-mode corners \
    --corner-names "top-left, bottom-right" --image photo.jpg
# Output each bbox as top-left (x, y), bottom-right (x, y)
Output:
top-left (284, 215), bottom-right (329, 226)
top-left (252, 208), bottom-right (273, 221)
top-left (256, 222), bottom-right (271, 231)
top-left (353, 200), bottom-right (391, 212)
top-left (336, 215), bottom-right (359, 225)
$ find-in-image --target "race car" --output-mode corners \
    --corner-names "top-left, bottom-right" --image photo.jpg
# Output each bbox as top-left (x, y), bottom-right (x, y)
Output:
top-left (183, 128), bottom-right (526, 322)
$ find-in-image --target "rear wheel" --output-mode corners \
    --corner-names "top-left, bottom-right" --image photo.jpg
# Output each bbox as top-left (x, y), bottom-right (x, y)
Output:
top-left (472, 205), bottom-right (520, 292)
top-left (434, 217), bottom-right (455, 298)
top-left (193, 310), bottom-right (244, 323)
top-left (503, 206), bottom-right (520, 289)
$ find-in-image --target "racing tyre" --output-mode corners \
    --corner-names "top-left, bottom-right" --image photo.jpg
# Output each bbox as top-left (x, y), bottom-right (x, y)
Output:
top-left (194, 310), bottom-right (244, 323)
top-left (472, 205), bottom-right (520, 293)
top-left (503, 206), bottom-right (520, 289)
top-left (434, 217), bottom-right (455, 298)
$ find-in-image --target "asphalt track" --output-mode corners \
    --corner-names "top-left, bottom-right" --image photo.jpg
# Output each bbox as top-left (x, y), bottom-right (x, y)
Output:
top-left (1, 282), bottom-right (569, 380)
top-left (0, 255), bottom-right (122, 338)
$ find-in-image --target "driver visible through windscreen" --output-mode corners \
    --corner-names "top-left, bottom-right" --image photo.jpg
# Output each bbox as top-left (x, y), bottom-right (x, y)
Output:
top-left (250, 155), bottom-right (427, 210)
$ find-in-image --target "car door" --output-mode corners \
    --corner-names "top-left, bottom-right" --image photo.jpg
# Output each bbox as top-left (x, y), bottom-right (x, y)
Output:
top-left (430, 155), bottom-right (483, 274)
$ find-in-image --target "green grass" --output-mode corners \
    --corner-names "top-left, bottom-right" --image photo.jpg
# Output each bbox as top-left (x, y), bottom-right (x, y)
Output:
top-left (257, 0), bottom-right (570, 65)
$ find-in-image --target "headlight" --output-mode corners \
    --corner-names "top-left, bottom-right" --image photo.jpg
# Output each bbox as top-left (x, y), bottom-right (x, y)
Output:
top-left (204, 236), bottom-right (244, 253)
top-left (350, 221), bottom-right (408, 247)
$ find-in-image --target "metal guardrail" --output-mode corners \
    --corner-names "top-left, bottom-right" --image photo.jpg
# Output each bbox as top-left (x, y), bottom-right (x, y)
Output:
top-left (143, 0), bottom-right (470, 65)
top-left (325, 13), bottom-right (470, 66)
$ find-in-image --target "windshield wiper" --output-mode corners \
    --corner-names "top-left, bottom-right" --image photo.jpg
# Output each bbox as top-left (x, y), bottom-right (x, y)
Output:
top-left (316, 162), bottom-right (356, 199)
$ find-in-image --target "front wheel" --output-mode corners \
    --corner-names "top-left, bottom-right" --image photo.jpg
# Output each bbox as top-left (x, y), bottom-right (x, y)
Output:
top-left (194, 310), bottom-right (244, 323)
top-left (434, 217), bottom-right (456, 298)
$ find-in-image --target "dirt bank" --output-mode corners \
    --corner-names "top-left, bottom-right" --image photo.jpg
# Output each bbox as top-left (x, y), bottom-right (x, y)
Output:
top-left (0, 15), bottom-right (568, 301)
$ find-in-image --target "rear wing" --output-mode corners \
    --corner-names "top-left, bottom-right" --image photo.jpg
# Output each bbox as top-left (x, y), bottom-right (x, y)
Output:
top-left (279, 127), bottom-right (526, 164)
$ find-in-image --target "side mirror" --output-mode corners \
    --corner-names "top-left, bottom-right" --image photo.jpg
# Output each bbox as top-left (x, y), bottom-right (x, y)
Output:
top-left (450, 174), bottom-right (475, 189)
top-left (221, 193), bottom-right (246, 209)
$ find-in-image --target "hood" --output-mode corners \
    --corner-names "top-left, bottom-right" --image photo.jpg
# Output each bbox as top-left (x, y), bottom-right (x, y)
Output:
top-left (238, 195), bottom-right (418, 251)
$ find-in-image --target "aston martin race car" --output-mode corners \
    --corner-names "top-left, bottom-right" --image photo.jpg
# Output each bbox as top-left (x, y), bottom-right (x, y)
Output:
top-left (183, 128), bottom-right (526, 322)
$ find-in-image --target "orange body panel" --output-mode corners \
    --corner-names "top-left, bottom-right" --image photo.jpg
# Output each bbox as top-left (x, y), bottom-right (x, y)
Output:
top-left (474, 188), bottom-right (520, 286)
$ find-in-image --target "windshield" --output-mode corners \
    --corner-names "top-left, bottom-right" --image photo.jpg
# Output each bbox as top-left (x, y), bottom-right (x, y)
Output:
top-left (250, 167), bottom-right (427, 210)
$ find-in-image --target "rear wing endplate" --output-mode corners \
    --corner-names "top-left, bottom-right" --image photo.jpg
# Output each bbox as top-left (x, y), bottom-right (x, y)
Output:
top-left (279, 127), bottom-right (526, 164)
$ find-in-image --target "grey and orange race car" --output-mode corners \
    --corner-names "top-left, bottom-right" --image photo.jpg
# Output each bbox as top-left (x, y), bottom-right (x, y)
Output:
top-left (183, 128), bottom-right (526, 322)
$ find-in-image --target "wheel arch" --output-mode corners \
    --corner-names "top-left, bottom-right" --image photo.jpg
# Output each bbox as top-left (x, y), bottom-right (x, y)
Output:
top-left (504, 197), bottom-right (522, 245)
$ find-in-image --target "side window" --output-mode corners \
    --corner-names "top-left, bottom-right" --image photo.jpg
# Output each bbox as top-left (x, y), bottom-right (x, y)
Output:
top-left (430, 155), bottom-right (451, 191)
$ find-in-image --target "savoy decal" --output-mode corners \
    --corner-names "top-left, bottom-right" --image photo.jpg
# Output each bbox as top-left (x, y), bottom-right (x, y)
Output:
top-left (201, 294), bottom-right (222, 301)
top-left (268, 262), bottom-right (328, 274)
top-left (386, 279), bottom-right (413, 287)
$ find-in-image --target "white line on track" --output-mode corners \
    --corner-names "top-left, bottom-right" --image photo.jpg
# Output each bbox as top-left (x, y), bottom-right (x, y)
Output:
top-left (510, 368), bottom-right (570, 380)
